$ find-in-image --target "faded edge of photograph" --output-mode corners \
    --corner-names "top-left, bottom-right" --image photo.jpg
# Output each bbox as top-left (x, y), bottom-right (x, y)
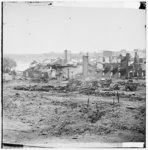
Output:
top-left (1, 1), bottom-right (146, 148)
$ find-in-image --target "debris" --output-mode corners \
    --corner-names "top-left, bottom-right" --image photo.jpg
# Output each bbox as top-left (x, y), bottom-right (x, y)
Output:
top-left (125, 80), bottom-right (138, 91)
top-left (4, 78), bottom-right (146, 143)
top-left (87, 97), bottom-right (89, 108)
top-left (15, 93), bottom-right (20, 96)
top-left (99, 79), bottom-right (112, 88)
top-left (126, 106), bottom-right (137, 110)
top-left (125, 83), bottom-right (137, 91)
top-left (117, 91), bottom-right (119, 103)
top-left (129, 95), bottom-right (145, 101)
top-left (112, 84), bottom-right (120, 90)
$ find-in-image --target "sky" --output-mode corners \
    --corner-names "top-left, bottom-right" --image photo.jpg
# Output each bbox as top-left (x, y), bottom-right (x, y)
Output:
top-left (3, 2), bottom-right (146, 54)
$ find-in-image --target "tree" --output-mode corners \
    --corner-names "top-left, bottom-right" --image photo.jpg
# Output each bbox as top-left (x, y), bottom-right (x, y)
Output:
top-left (3, 57), bottom-right (17, 73)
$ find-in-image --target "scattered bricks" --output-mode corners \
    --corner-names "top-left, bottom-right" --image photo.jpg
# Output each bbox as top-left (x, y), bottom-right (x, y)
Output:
top-left (14, 85), bottom-right (54, 92)
top-left (129, 95), bottom-right (145, 101)
top-left (112, 84), bottom-right (120, 90)
top-left (95, 91), bottom-right (116, 97)
top-left (117, 81), bottom-right (126, 86)
top-left (125, 83), bottom-right (137, 91)
top-left (15, 93), bottom-right (20, 96)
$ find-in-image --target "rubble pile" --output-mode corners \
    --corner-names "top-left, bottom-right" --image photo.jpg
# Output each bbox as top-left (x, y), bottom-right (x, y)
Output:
top-left (39, 101), bottom-right (115, 136)
top-left (67, 79), bottom-right (99, 95)
top-left (111, 84), bottom-right (120, 90)
top-left (95, 91), bottom-right (116, 97)
top-left (31, 78), bottom-right (48, 83)
top-left (13, 83), bottom-right (128, 98)
top-left (13, 79), bottom-right (145, 99)
top-left (66, 79), bottom-right (83, 91)
top-left (139, 82), bottom-right (146, 87)
top-left (4, 77), bottom-right (146, 143)
top-left (14, 85), bottom-right (54, 92)
top-left (129, 95), bottom-right (145, 101)
top-left (117, 81), bottom-right (126, 86)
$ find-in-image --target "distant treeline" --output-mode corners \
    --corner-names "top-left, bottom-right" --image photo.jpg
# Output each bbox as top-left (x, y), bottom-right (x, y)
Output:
top-left (3, 52), bottom-right (102, 63)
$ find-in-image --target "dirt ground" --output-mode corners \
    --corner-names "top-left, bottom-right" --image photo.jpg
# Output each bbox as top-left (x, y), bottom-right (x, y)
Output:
top-left (3, 79), bottom-right (146, 147)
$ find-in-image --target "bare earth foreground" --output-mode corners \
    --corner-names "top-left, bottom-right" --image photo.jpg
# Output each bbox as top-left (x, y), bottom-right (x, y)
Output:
top-left (3, 79), bottom-right (146, 147)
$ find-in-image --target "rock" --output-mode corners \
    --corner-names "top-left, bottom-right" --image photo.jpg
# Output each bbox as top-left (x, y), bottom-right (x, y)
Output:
top-left (15, 93), bottom-right (20, 96)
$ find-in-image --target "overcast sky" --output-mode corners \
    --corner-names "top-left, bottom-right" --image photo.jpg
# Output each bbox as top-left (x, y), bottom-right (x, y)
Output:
top-left (3, 2), bottom-right (146, 54)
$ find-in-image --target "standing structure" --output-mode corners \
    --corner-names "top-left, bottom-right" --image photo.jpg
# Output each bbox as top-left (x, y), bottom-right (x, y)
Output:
top-left (83, 55), bottom-right (88, 77)
top-left (64, 50), bottom-right (68, 64)
top-left (120, 53), bottom-right (130, 78)
top-left (120, 49), bottom-right (126, 57)
top-left (103, 50), bottom-right (113, 63)
top-left (125, 53), bottom-right (130, 78)
top-left (133, 50), bottom-right (139, 77)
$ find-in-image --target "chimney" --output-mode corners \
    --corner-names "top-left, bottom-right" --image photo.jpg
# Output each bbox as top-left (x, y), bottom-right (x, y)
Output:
top-left (134, 51), bottom-right (139, 64)
top-left (83, 55), bottom-right (88, 77)
top-left (125, 53), bottom-right (130, 78)
top-left (126, 53), bottom-right (130, 60)
top-left (64, 50), bottom-right (68, 64)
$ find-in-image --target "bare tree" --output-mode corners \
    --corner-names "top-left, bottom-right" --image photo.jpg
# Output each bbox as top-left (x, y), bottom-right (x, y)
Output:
top-left (3, 57), bottom-right (17, 73)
